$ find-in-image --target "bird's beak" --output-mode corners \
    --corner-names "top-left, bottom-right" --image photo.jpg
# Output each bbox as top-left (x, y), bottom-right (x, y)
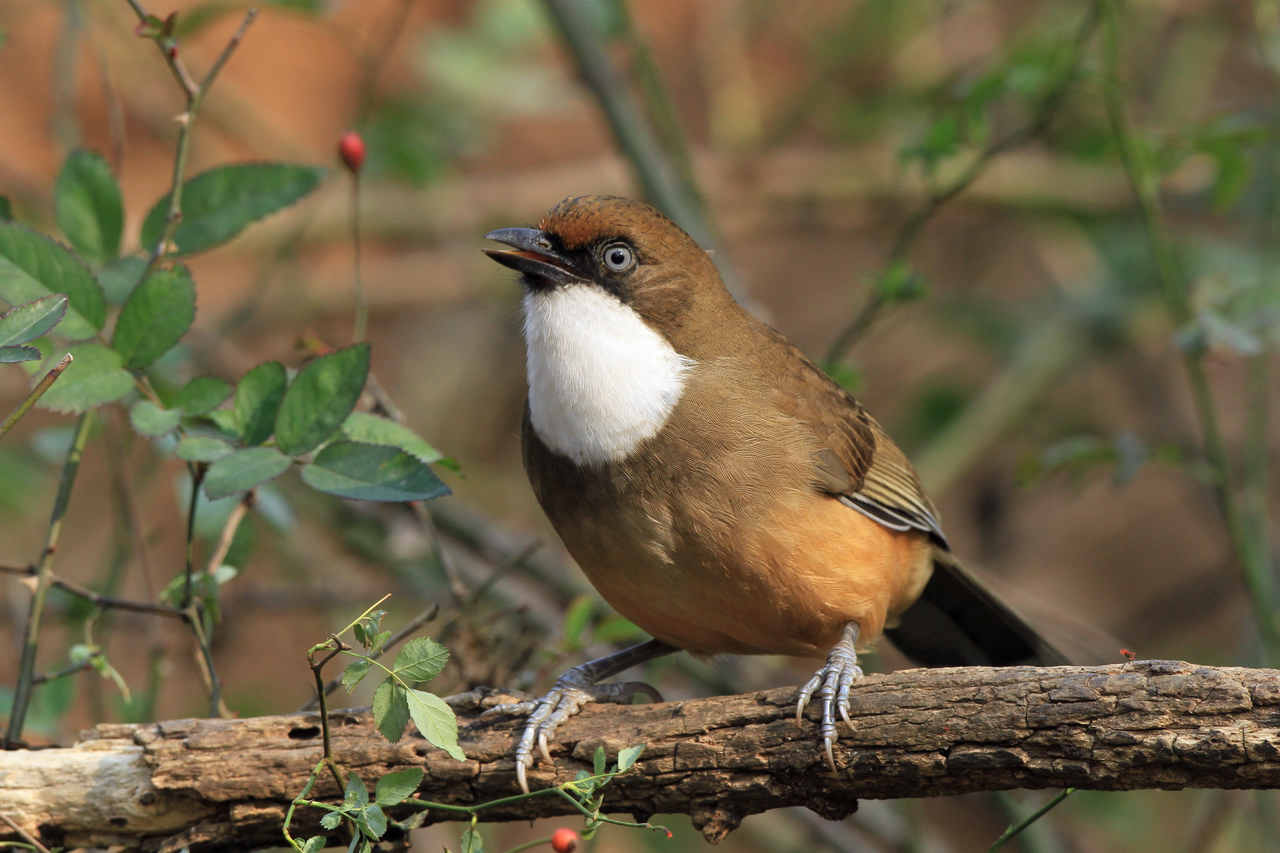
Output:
top-left (483, 227), bottom-right (584, 287)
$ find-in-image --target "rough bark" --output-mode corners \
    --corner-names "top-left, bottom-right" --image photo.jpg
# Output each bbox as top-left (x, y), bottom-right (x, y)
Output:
top-left (3, 660), bottom-right (1279, 851)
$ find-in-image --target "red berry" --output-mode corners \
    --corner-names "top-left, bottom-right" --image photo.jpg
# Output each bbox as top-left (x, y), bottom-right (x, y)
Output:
top-left (338, 131), bottom-right (365, 174)
top-left (550, 827), bottom-right (579, 852)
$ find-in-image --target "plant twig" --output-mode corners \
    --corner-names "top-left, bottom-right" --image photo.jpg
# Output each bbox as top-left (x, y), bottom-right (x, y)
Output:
top-left (0, 353), bottom-right (73, 440)
top-left (989, 789), bottom-right (1075, 850)
top-left (299, 603), bottom-right (441, 711)
top-left (0, 564), bottom-right (188, 619)
top-left (824, 0), bottom-right (1103, 364)
top-left (206, 490), bottom-right (254, 573)
top-left (4, 411), bottom-right (93, 748)
top-left (0, 812), bottom-right (51, 853)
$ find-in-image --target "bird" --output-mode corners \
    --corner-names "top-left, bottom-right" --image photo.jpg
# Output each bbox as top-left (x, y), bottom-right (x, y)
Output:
top-left (482, 194), bottom-right (1065, 792)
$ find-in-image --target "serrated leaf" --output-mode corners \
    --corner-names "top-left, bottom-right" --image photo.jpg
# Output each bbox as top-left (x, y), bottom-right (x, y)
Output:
top-left (341, 411), bottom-right (443, 464)
top-left (0, 345), bottom-right (41, 363)
top-left (392, 637), bottom-right (449, 684)
top-left (129, 400), bottom-right (181, 437)
top-left (344, 774), bottom-right (370, 807)
top-left (372, 679), bottom-right (409, 742)
top-left (204, 446), bottom-right (291, 499)
top-left (111, 265), bottom-right (196, 369)
top-left (176, 435), bottom-right (234, 462)
top-left (405, 688), bottom-right (463, 761)
top-left (0, 223), bottom-right (105, 339)
top-left (140, 163), bottom-right (326, 255)
top-left (320, 812), bottom-right (342, 831)
top-left (36, 342), bottom-right (133, 413)
top-left (374, 768), bottom-right (423, 806)
top-left (341, 659), bottom-right (372, 693)
top-left (363, 803), bottom-right (387, 838)
top-left (55, 150), bottom-right (123, 265)
top-left (174, 375), bottom-right (232, 415)
top-left (233, 361), bottom-right (286, 445)
top-left (301, 441), bottom-right (450, 502)
top-left (275, 344), bottom-right (370, 455)
top-left (617, 744), bottom-right (643, 771)
top-left (0, 294), bottom-right (67, 346)
top-left (98, 255), bottom-right (147, 304)
top-left (18, 338), bottom-right (52, 376)
top-left (302, 836), bottom-right (328, 853)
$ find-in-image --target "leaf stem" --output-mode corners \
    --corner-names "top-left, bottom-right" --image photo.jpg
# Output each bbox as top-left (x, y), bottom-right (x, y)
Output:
top-left (3, 410), bottom-right (93, 747)
top-left (0, 352), bottom-right (73, 440)
top-left (989, 788), bottom-right (1075, 850)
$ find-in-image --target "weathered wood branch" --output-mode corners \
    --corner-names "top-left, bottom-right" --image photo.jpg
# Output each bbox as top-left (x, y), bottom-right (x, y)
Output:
top-left (4, 661), bottom-right (1279, 851)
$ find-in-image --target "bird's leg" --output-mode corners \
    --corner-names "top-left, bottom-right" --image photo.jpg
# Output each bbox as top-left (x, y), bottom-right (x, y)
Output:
top-left (483, 638), bottom-right (676, 792)
top-left (796, 621), bottom-right (863, 772)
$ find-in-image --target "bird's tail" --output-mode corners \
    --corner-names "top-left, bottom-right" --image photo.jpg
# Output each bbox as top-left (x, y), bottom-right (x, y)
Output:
top-left (884, 550), bottom-right (1068, 667)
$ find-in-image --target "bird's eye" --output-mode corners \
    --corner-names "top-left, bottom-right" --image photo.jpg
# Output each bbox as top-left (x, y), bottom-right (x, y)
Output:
top-left (601, 242), bottom-right (635, 273)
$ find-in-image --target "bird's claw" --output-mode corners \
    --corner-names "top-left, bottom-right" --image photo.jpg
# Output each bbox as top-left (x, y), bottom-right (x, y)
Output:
top-left (796, 623), bottom-right (863, 772)
top-left (498, 675), bottom-right (663, 793)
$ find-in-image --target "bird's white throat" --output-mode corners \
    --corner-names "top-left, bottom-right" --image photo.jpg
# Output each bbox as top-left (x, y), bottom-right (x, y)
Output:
top-left (522, 284), bottom-right (694, 466)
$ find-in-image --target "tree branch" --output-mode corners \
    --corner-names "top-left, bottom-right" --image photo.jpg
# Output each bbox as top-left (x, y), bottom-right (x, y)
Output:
top-left (4, 661), bottom-right (1278, 851)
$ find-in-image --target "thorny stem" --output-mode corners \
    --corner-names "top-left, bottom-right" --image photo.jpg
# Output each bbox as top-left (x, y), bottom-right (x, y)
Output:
top-left (1101, 0), bottom-right (1279, 661)
top-left (307, 637), bottom-right (348, 792)
top-left (824, 0), bottom-right (1103, 365)
top-left (4, 411), bottom-right (93, 748)
top-left (0, 353), bottom-right (73, 440)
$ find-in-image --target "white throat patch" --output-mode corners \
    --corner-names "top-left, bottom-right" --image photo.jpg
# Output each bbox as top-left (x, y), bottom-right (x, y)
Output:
top-left (522, 284), bottom-right (694, 466)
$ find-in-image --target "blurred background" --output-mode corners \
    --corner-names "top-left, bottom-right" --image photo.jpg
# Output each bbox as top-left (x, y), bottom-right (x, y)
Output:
top-left (2, 0), bottom-right (1278, 850)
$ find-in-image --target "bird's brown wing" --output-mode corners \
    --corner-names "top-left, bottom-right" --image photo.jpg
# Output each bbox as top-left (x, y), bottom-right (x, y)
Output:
top-left (761, 326), bottom-right (947, 547)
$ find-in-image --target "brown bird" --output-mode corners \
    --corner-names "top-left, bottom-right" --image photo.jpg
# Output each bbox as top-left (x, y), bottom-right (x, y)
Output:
top-left (483, 195), bottom-right (1064, 791)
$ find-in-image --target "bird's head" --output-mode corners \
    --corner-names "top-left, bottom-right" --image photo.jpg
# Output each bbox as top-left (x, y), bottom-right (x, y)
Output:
top-left (483, 195), bottom-right (730, 348)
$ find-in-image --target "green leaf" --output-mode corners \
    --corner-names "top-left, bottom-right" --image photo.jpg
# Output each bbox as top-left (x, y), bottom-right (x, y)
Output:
top-left (392, 636), bottom-right (449, 684)
top-left (176, 434), bottom-right (234, 462)
top-left (593, 745), bottom-right (606, 775)
top-left (0, 345), bottom-right (41, 363)
top-left (0, 197), bottom-right (10, 221)
top-left (18, 338), bottom-right (52, 376)
top-left (561, 594), bottom-right (595, 650)
top-left (372, 679), bottom-right (409, 742)
top-left (204, 447), bottom-right (291, 499)
top-left (233, 361), bottom-right (286, 445)
top-left (374, 768), bottom-right (423, 806)
top-left (174, 376), bottom-right (232, 416)
top-left (405, 688), bottom-right (464, 761)
top-left (363, 804), bottom-right (387, 839)
top-left (37, 342), bottom-right (134, 413)
top-left (0, 294), bottom-right (67, 346)
top-left (342, 411), bottom-right (444, 464)
top-left (0, 224), bottom-right (105, 339)
top-left (344, 774), bottom-right (370, 808)
top-left (140, 163), bottom-right (326, 255)
top-left (301, 836), bottom-right (328, 853)
top-left (55, 150), bottom-right (123, 265)
top-left (98, 255), bottom-right (147, 304)
top-left (459, 827), bottom-right (484, 853)
top-left (617, 744), bottom-right (643, 771)
top-left (111, 265), bottom-right (196, 369)
top-left (320, 812), bottom-right (342, 831)
top-left (341, 659), bottom-right (372, 693)
top-left (129, 400), bottom-right (181, 437)
top-left (301, 441), bottom-right (450, 502)
top-left (275, 344), bottom-right (370, 455)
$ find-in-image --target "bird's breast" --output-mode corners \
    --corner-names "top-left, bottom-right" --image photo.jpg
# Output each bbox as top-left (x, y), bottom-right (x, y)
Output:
top-left (522, 284), bottom-right (694, 467)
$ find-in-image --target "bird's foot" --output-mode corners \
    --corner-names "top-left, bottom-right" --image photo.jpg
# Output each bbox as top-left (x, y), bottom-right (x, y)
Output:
top-left (796, 622), bottom-right (863, 772)
top-left (483, 670), bottom-right (662, 793)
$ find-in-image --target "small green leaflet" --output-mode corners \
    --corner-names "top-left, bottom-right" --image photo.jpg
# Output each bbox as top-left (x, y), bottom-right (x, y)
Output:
top-left (374, 768), bottom-right (423, 806)
top-left (140, 163), bottom-right (326, 255)
top-left (274, 344), bottom-right (370, 456)
top-left (341, 411), bottom-right (444, 464)
top-left (404, 688), bottom-right (464, 761)
top-left (301, 441), bottom-right (450, 502)
top-left (391, 636), bottom-right (448, 684)
top-left (0, 294), bottom-right (67, 346)
top-left (129, 400), bottom-right (181, 437)
top-left (0, 223), bottom-right (105, 340)
top-left (372, 680), bottom-right (410, 742)
top-left (204, 446), bottom-right (291, 499)
top-left (176, 435), bottom-right (234, 462)
top-left (173, 375), bottom-right (232, 416)
top-left (55, 149), bottom-right (124, 265)
top-left (232, 361), bottom-right (286, 446)
top-left (111, 265), bottom-right (196, 370)
top-left (36, 342), bottom-right (133, 413)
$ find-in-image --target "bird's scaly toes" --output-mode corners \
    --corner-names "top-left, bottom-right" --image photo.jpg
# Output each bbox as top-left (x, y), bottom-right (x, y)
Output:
top-left (796, 623), bottom-right (863, 772)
